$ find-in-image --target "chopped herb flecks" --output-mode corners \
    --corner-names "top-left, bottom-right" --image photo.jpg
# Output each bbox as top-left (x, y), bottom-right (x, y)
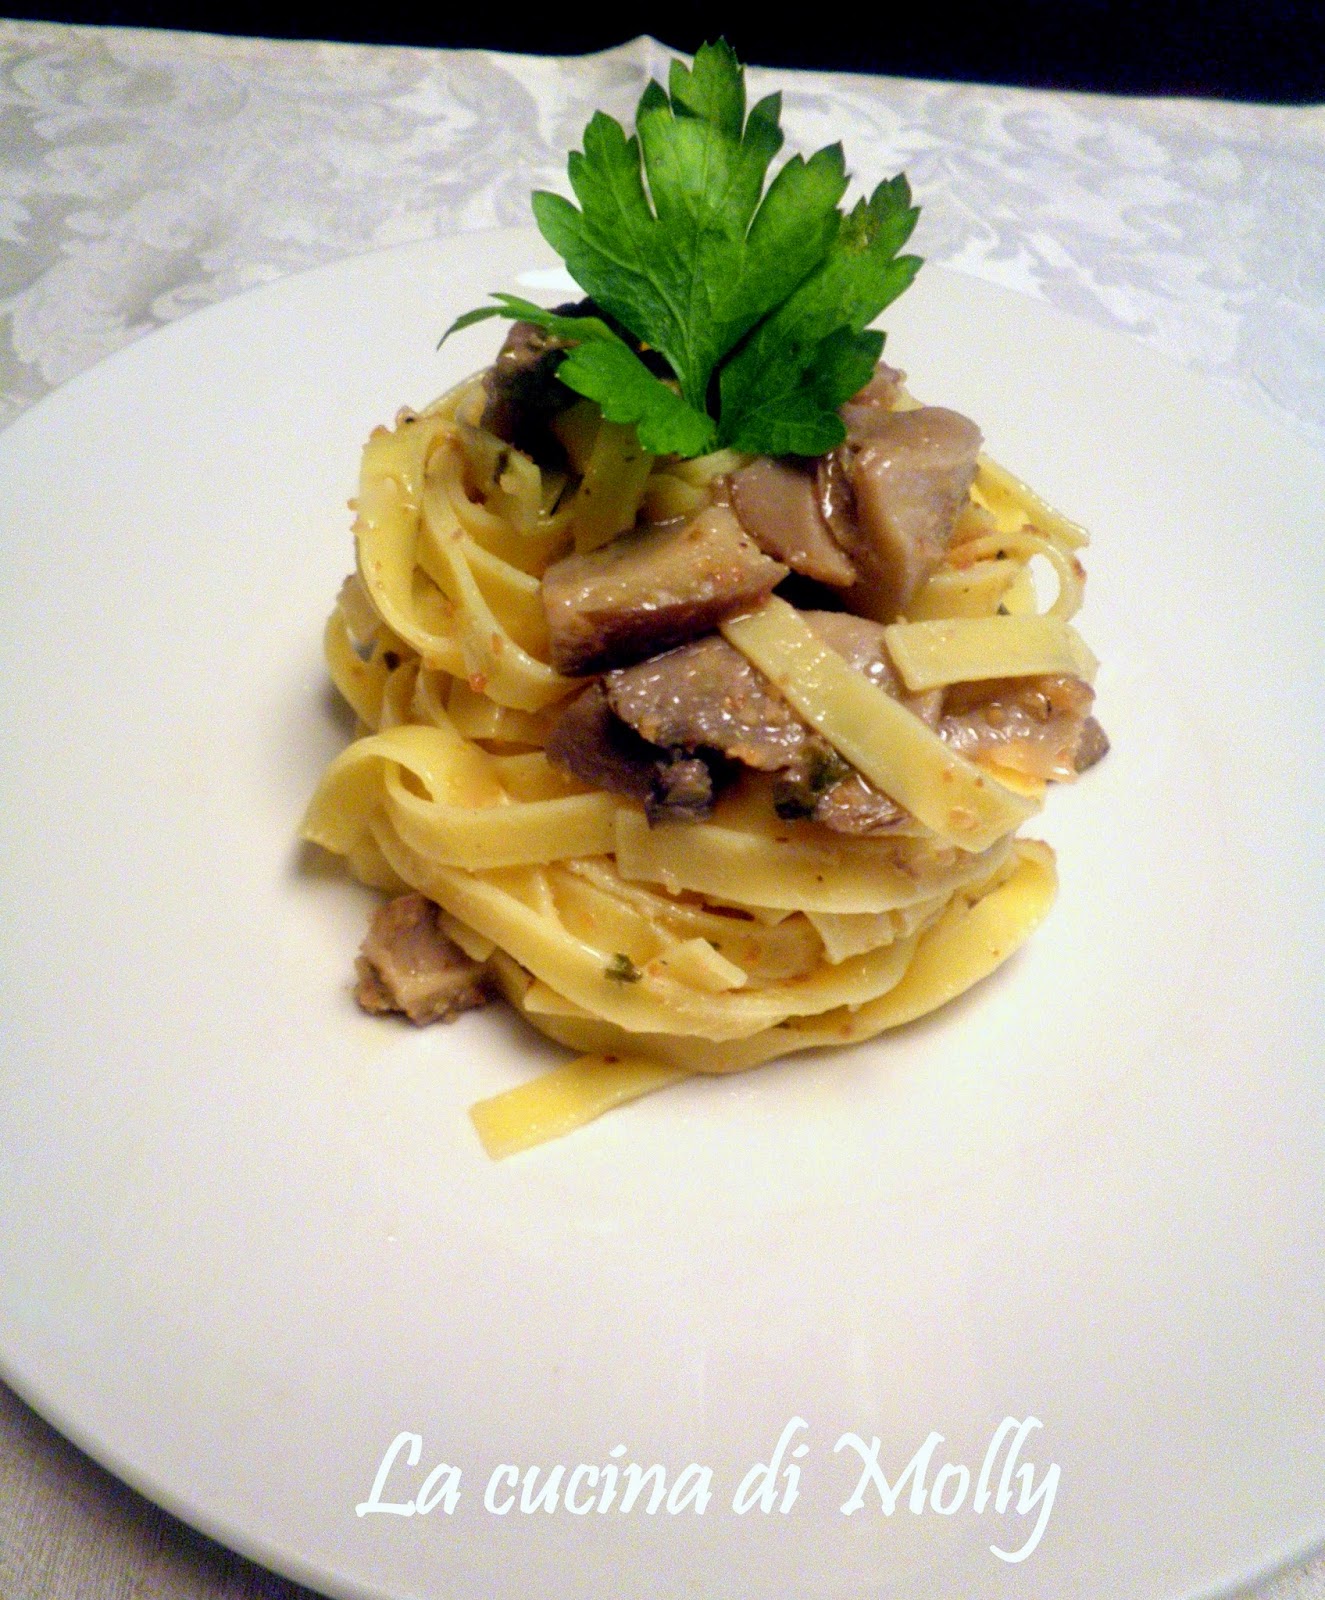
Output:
top-left (605, 953), bottom-right (643, 983)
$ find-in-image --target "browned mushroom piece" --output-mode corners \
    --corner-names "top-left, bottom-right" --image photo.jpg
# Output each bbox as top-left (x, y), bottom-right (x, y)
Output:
top-left (940, 675), bottom-right (1100, 783)
top-left (541, 504), bottom-right (787, 675)
top-left (729, 456), bottom-right (857, 586)
top-left (354, 893), bottom-right (491, 1024)
top-left (819, 405), bottom-right (983, 621)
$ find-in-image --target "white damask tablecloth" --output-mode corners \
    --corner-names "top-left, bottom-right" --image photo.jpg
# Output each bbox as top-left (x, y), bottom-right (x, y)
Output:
top-left (0, 21), bottom-right (1321, 1600)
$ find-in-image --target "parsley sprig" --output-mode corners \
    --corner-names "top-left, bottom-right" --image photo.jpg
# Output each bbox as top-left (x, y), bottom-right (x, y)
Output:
top-left (443, 41), bottom-right (922, 460)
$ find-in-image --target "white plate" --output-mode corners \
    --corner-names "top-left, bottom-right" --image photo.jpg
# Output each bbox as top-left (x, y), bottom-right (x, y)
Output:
top-left (1, 228), bottom-right (1322, 1600)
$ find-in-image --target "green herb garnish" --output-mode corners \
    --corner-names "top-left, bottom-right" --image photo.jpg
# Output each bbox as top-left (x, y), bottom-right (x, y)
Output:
top-left (605, 953), bottom-right (643, 983)
top-left (443, 41), bottom-right (921, 460)
top-left (773, 746), bottom-right (853, 818)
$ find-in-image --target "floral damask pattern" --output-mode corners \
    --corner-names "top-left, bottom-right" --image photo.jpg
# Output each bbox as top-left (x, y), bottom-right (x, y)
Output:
top-left (0, 23), bottom-right (1321, 449)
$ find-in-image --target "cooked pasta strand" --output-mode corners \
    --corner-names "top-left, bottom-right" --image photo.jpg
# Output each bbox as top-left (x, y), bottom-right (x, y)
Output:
top-left (303, 359), bottom-right (1098, 1153)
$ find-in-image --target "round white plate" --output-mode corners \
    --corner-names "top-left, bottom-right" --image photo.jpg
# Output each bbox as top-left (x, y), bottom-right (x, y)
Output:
top-left (1, 229), bottom-right (1322, 1600)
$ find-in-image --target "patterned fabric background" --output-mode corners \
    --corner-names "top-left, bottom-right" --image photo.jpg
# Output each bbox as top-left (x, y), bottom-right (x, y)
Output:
top-left (0, 25), bottom-right (1322, 448)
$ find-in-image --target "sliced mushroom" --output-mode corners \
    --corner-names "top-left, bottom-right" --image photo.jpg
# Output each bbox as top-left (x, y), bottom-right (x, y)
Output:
top-left (541, 504), bottom-right (787, 675)
top-left (729, 456), bottom-right (856, 586)
top-left (819, 406), bottom-right (983, 622)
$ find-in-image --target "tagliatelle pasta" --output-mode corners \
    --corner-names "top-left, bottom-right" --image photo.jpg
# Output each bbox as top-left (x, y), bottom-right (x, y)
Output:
top-left (302, 353), bottom-right (1101, 1155)
top-left (301, 41), bottom-right (1106, 1157)
top-left (718, 599), bottom-right (1039, 852)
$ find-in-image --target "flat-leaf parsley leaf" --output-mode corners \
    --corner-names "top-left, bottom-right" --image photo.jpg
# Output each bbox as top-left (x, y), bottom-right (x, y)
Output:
top-left (441, 41), bottom-right (922, 459)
